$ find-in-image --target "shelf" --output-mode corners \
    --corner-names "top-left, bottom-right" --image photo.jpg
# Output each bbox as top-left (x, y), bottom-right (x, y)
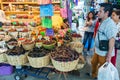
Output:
top-left (2, 2), bottom-right (60, 4)
top-left (54, 11), bottom-right (60, 13)
top-left (5, 11), bottom-right (39, 14)
top-left (5, 11), bottom-right (60, 14)
top-left (52, 2), bottom-right (60, 4)
top-left (2, 2), bottom-right (38, 4)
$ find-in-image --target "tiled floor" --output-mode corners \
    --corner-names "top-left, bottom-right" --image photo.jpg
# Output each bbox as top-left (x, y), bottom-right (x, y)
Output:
top-left (0, 50), bottom-right (120, 80)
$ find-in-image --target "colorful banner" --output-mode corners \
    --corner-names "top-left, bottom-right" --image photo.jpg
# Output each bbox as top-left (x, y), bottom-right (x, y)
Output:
top-left (40, 4), bottom-right (54, 17)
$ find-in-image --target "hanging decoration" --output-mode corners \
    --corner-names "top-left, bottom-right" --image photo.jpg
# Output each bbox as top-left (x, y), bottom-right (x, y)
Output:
top-left (60, 8), bottom-right (67, 18)
top-left (46, 28), bottom-right (54, 36)
top-left (60, 0), bottom-right (66, 8)
top-left (40, 4), bottom-right (54, 17)
top-left (42, 17), bottom-right (52, 28)
top-left (39, 0), bottom-right (54, 36)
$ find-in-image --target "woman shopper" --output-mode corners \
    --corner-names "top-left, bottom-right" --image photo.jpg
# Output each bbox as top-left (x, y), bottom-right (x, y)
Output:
top-left (82, 11), bottom-right (96, 75)
top-left (111, 9), bottom-right (120, 66)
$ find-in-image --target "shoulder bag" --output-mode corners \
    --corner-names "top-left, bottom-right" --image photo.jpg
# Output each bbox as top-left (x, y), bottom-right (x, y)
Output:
top-left (98, 32), bottom-right (109, 51)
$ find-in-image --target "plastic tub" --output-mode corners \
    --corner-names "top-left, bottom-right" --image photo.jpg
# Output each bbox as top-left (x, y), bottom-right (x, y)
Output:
top-left (0, 63), bottom-right (13, 76)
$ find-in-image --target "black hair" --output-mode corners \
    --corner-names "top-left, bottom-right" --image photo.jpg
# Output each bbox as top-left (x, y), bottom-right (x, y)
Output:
top-left (99, 3), bottom-right (113, 17)
top-left (63, 18), bottom-right (68, 23)
top-left (87, 11), bottom-right (96, 21)
top-left (112, 9), bottom-right (120, 19)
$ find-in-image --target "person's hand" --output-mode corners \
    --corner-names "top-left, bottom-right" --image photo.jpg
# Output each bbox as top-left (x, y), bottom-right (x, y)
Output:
top-left (106, 53), bottom-right (111, 62)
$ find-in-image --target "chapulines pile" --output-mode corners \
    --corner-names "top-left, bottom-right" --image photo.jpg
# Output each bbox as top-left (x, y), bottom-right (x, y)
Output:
top-left (63, 31), bottom-right (72, 42)
top-left (6, 46), bottom-right (25, 56)
top-left (28, 47), bottom-right (51, 58)
top-left (6, 38), bottom-right (17, 43)
top-left (51, 45), bottom-right (79, 62)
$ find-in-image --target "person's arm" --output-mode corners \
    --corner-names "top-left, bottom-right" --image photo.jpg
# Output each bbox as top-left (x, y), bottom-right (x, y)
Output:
top-left (87, 20), bottom-right (93, 26)
top-left (105, 21), bottom-right (118, 62)
top-left (106, 38), bottom-right (115, 62)
top-left (85, 20), bottom-right (93, 27)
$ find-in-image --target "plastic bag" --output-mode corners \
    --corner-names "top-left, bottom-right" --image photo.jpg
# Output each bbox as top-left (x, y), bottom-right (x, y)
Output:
top-left (40, 4), bottom-right (53, 17)
top-left (42, 18), bottom-right (52, 28)
top-left (98, 62), bottom-right (119, 80)
top-left (38, 0), bottom-right (51, 5)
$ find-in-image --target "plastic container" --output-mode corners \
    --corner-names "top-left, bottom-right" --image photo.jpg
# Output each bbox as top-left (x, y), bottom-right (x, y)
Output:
top-left (0, 63), bottom-right (13, 76)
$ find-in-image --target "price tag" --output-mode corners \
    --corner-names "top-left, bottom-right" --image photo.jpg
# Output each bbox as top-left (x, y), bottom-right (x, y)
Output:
top-left (38, 35), bottom-right (42, 40)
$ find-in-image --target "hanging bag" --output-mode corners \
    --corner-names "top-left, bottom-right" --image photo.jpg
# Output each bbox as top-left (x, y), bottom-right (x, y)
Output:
top-left (42, 17), bottom-right (52, 28)
top-left (60, 8), bottom-right (67, 18)
top-left (40, 4), bottom-right (53, 17)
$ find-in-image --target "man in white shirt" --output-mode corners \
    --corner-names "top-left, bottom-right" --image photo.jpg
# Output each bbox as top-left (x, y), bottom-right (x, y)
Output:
top-left (91, 3), bottom-right (118, 79)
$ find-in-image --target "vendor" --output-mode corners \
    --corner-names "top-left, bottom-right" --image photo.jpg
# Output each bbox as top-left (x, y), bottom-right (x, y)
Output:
top-left (61, 18), bottom-right (70, 29)
top-left (0, 8), bottom-right (6, 27)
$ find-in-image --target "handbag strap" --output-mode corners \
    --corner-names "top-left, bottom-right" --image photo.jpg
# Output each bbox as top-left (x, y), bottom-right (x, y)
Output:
top-left (97, 26), bottom-right (109, 44)
top-left (97, 18), bottom-right (112, 41)
top-left (97, 30), bottom-right (107, 41)
top-left (98, 32), bottom-right (100, 41)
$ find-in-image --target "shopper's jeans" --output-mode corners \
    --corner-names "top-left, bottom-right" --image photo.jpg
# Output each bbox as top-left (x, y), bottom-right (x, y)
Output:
top-left (83, 31), bottom-right (94, 51)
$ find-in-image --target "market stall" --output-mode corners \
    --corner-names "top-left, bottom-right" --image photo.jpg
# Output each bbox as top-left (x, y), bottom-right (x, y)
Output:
top-left (0, 0), bottom-right (85, 80)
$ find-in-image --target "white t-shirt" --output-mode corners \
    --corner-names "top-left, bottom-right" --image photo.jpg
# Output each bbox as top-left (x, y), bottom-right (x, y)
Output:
top-left (0, 10), bottom-right (6, 23)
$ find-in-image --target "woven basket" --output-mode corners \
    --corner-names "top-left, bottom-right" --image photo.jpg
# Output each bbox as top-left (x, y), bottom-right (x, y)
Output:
top-left (0, 31), bottom-right (6, 35)
top-left (22, 43), bottom-right (35, 50)
top-left (6, 54), bottom-right (28, 66)
top-left (51, 57), bottom-right (79, 72)
top-left (74, 46), bottom-right (83, 54)
top-left (19, 32), bottom-right (29, 37)
top-left (72, 37), bottom-right (82, 42)
top-left (0, 53), bottom-right (7, 63)
top-left (28, 54), bottom-right (50, 68)
top-left (42, 41), bottom-right (56, 50)
top-left (70, 42), bottom-right (83, 54)
top-left (2, 26), bottom-right (11, 31)
top-left (75, 55), bottom-right (85, 70)
top-left (35, 42), bottom-right (42, 48)
top-left (7, 44), bottom-right (16, 49)
top-left (8, 32), bottom-right (18, 39)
